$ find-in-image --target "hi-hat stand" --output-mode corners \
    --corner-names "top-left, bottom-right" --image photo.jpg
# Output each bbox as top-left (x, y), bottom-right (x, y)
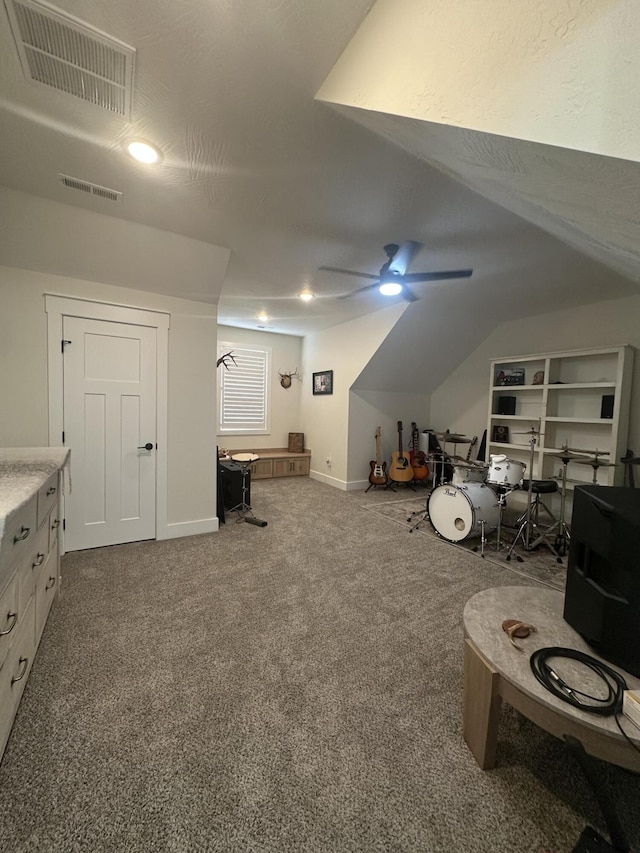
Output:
top-left (544, 444), bottom-right (585, 556)
top-left (506, 425), bottom-right (562, 563)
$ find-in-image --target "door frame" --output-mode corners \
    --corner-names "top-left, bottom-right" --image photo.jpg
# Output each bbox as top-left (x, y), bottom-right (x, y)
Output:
top-left (45, 294), bottom-right (170, 551)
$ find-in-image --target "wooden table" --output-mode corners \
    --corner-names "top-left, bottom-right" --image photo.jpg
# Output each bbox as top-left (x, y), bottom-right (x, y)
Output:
top-left (463, 586), bottom-right (640, 771)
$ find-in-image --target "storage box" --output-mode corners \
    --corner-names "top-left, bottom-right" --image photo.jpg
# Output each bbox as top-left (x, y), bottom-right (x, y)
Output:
top-left (288, 432), bottom-right (304, 453)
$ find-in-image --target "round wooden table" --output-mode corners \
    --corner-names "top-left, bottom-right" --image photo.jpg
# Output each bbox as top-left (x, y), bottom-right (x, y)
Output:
top-left (463, 586), bottom-right (640, 770)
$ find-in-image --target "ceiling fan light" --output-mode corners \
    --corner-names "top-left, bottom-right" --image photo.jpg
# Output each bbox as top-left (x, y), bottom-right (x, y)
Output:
top-left (379, 281), bottom-right (402, 297)
top-left (298, 291), bottom-right (314, 301)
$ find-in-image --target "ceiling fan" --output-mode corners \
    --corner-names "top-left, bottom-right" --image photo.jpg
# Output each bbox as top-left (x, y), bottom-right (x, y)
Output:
top-left (320, 241), bottom-right (473, 303)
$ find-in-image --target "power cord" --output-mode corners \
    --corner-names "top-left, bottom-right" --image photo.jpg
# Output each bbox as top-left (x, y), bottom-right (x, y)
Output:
top-left (530, 647), bottom-right (640, 757)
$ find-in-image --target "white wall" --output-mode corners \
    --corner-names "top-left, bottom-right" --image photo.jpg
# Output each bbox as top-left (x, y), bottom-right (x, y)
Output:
top-left (216, 325), bottom-right (303, 452)
top-left (0, 265), bottom-right (218, 530)
top-left (318, 0), bottom-right (640, 163)
top-left (301, 303), bottom-right (407, 489)
top-left (348, 390), bottom-right (430, 487)
top-left (0, 187), bottom-right (230, 302)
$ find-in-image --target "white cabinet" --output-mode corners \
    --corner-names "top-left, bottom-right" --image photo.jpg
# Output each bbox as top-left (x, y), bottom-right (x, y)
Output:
top-left (487, 346), bottom-right (634, 489)
top-left (0, 456), bottom-right (65, 764)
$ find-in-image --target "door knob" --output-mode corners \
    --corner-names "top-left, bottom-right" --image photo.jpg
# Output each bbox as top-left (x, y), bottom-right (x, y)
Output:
top-left (138, 442), bottom-right (154, 451)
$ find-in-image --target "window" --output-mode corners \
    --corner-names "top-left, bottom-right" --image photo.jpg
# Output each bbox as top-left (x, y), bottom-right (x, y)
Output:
top-left (217, 343), bottom-right (270, 434)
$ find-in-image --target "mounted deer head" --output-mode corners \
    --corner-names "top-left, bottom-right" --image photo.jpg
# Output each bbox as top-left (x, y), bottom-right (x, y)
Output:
top-left (278, 368), bottom-right (300, 389)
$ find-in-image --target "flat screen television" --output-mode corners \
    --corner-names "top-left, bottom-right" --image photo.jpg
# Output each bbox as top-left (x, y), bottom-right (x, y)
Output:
top-left (563, 485), bottom-right (640, 678)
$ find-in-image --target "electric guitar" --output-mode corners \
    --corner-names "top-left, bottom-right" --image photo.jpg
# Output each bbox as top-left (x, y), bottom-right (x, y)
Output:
top-left (409, 421), bottom-right (429, 480)
top-left (388, 421), bottom-right (413, 483)
top-left (368, 426), bottom-right (388, 486)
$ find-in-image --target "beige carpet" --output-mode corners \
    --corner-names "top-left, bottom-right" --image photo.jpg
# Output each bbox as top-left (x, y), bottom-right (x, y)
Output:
top-left (0, 476), bottom-right (637, 853)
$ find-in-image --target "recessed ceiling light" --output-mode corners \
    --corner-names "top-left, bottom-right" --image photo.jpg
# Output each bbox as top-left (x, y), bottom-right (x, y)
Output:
top-left (258, 313), bottom-right (269, 323)
top-left (126, 139), bottom-right (162, 164)
top-left (298, 291), bottom-right (314, 302)
top-left (379, 281), bottom-right (403, 296)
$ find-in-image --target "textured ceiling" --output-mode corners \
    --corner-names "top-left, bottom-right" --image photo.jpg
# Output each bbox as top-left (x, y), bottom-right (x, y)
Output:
top-left (0, 0), bottom-right (637, 342)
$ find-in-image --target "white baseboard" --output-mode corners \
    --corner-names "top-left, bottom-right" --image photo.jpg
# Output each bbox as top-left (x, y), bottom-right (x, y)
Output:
top-left (160, 517), bottom-right (219, 540)
top-left (310, 470), bottom-right (348, 490)
top-left (309, 471), bottom-right (370, 492)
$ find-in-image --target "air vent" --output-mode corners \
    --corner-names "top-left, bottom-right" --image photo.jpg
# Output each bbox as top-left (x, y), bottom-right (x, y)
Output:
top-left (5, 0), bottom-right (135, 118)
top-left (59, 174), bottom-right (122, 203)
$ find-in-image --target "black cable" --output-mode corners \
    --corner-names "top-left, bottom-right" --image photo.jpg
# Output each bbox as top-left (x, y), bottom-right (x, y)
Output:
top-left (530, 646), bottom-right (640, 757)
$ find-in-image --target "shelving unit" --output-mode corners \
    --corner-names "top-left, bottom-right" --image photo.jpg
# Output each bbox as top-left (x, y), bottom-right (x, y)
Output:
top-left (487, 346), bottom-right (634, 489)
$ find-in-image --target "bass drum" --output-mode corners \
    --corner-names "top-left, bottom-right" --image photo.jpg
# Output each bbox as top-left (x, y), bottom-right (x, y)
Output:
top-left (428, 483), bottom-right (499, 543)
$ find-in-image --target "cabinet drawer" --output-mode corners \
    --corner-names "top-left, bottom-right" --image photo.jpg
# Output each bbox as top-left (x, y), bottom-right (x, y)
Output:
top-left (16, 520), bottom-right (49, 623)
top-left (0, 495), bottom-right (37, 581)
top-left (37, 472), bottom-right (59, 530)
top-left (35, 551), bottom-right (58, 648)
top-left (0, 597), bottom-right (35, 759)
top-left (250, 459), bottom-right (273, 479)
top-left (0, 573), bottom-right (19, 671)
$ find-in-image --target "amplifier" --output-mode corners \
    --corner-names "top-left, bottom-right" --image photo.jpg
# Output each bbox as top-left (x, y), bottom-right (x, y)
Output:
top-left (219, 460), bottom-right (251, 509)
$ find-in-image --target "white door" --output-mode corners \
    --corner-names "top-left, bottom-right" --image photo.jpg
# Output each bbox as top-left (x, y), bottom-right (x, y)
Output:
top-left (63, 316), bottom-right (157, 551)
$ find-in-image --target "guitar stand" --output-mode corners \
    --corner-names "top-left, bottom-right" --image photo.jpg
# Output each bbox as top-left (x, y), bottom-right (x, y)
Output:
top-left (366, 481), bottom-right (389, 492)
top-left (388, 480), bottom-right (415, 491)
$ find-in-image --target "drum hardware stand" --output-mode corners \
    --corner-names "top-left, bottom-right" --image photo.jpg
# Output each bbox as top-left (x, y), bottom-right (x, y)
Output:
top-left (472, 519), bottom-right (488, 557)
top-left (494, 488), bottom-right (511, 552)
top-left (542, 445), bottom-right (578, 557)
top-left (229, 456), bottom-right (268, 527)
top-left (407, 496), bottom-right (430, 533)
top-left (506, 425), bottom-right (562, 563)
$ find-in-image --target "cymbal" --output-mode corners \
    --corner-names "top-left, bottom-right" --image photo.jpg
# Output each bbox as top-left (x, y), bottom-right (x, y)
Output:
top-left (551, 450), bottom-right (590, 461)
top-left (575, 459), bottom-right (618, 468)
top-left (437, 432), bottom-right (472, 443)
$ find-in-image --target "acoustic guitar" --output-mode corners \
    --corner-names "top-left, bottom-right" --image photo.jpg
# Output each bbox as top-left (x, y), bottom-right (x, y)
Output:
top-left (368, 426), bottom-right (388, 486)
top-left (409, 421), bottom-right (429, 480)
top-left (388, 421), bottom-right (413, 483)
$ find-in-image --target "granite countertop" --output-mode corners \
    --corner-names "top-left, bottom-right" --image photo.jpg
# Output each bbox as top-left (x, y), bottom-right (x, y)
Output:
top-left (0, 447), bottom-right (70, 538)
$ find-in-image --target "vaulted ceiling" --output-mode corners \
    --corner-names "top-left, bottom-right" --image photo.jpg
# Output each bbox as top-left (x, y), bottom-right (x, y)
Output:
top-left (0, 0), bottom-right (638, 359)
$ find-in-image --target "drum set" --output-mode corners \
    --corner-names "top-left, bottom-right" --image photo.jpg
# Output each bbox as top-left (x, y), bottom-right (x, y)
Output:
top-left (418, 439), bottom-right (524, 557)
top-left (410, 427), bottom-right (616, 561)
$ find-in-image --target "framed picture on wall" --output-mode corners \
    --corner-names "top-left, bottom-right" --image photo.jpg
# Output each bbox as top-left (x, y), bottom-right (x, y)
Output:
top-left (313, 370), bottom-right (333, 395)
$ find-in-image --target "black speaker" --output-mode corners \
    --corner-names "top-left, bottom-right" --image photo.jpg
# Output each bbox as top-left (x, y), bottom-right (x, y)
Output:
top-left (563, 486), bottom-right (640, 677)
top-left (497, 396), bottom-right (516, 415)
top-left (219, 460), bottom-right (251, 510)
top-left (600, 395), bottom-right (614, 419)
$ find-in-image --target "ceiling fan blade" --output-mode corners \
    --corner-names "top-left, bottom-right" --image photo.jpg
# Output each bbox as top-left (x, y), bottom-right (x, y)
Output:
top-left (319, 266), bottom-right (380, 281)
top-left (387, 241), bottom-right (420, 276)
top-left (402, 285), bottom-right (419, 303)
top-left (402, 268), bottom-right (473, 284)
top-left (337, 281), bottom-right (381, 300)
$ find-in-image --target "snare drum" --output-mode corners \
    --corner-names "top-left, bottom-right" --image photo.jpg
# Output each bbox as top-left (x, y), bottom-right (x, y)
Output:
top-left (428, 482), bottom-right (499, 543)
top-left (487, 454), bottom-right (525, 489)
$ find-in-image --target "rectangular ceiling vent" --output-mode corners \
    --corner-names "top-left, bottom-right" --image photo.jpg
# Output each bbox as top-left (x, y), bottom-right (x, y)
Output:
top-left (5, 0), bottom-right (135, 118)
top-left (59, 174), bottom-right (122, 203)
